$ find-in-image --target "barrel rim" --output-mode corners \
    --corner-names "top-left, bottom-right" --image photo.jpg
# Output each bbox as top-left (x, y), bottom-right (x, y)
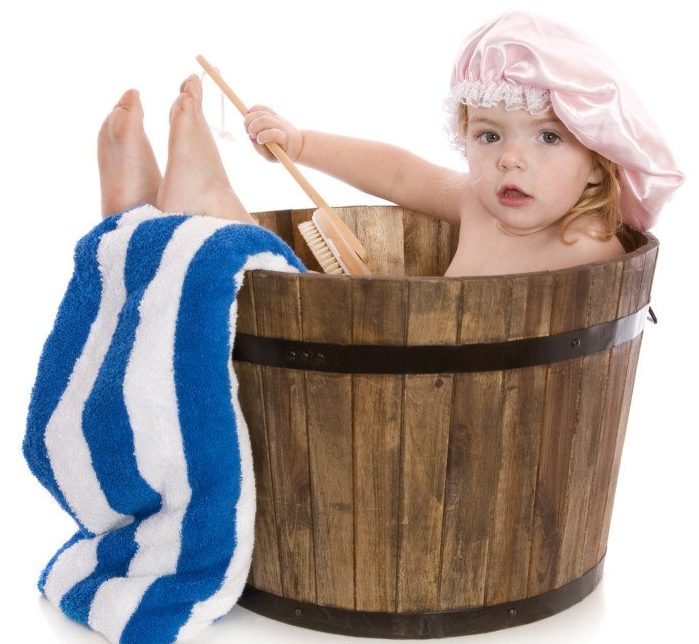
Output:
top-left (250, 205), bottom-right (658, 282)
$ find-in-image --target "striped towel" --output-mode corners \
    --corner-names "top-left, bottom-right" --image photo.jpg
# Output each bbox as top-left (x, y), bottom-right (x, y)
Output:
top-left (23, 204), bottom-right (306, 643)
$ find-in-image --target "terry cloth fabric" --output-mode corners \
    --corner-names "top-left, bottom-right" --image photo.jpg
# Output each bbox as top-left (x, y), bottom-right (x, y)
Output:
top-left (23, 204), bottom-right (306, 643)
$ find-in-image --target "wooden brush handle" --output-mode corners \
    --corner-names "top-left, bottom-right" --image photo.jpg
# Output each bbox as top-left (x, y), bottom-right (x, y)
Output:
top-left (196, 55), bottom-right (330, 210)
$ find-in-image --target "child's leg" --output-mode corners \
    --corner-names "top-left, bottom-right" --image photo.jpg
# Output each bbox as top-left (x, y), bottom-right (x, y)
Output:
top-left (98, 90), bottom-right (162, 218)
top-left (157, 75), bottom-right (256, 225)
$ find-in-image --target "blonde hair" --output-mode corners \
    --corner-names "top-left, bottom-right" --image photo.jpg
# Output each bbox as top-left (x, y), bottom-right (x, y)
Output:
top-left (457, 105), bottom-right (622, 242)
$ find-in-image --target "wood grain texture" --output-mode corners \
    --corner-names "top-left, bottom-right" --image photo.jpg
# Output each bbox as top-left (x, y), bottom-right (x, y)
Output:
top-left (439, 278), bottom-right (510, 609)
top-left (235, 360), bottom-right (281, 592)
top-left (254, 209), bottom-right (295, 247)
top-left (527, 269), bottom-right (594, 597)
top-left (353, 374), bottom-right (402, 611)
top-left (395, 280), bottom-right (461, 611)
top-left (352, 206), bottom-right (405, 276)
top-left (301, 275), bottom-right (354, 608)
top-left (406, 279), bottom-right (463, 345)
top-left (556, 260), bottom-right (624, 586)
top-left (403, 210), bottom-right (442, 277)
top-left (352, 277), bottom-right (407, 611)
top-left (484, 273), bottom-right (552, 605)
top-left (253, 271), bottom-right (316, 603)
top-left (234, 273), bottom-right (282, 592)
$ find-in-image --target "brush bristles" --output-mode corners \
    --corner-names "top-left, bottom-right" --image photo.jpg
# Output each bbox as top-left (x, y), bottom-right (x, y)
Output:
top-left (298, 221), bottom-right (346, 274)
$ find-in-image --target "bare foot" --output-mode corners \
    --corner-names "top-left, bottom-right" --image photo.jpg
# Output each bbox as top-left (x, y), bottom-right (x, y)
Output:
top-left (98, 89), bottom-right (162, 217)
top-left (157, 75), bottom-right (255, 223)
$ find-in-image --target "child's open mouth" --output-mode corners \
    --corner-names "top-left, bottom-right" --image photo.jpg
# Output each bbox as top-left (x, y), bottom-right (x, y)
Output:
top-left (498, 185), bottom-right (533, 205)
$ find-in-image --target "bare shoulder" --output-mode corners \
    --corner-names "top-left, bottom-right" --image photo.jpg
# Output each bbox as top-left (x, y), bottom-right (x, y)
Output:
top-left (560, 227), bottom-right (626, 267)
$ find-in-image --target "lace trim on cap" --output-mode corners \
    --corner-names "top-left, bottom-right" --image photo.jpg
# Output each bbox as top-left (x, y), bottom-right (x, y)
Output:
top-left (443, 80), bottom-right (551, 154)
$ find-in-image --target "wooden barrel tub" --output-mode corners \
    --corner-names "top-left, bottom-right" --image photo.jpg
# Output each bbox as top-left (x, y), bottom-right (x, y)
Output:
top-left (232, 205), bottom-right (658, 638)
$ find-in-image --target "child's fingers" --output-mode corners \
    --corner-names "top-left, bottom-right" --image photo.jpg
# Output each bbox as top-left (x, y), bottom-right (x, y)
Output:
top-left (243, 106), bottom-right (276, 129)
top-left (246, 114), bottom-right (285, 138)
top-left (255, 128), bottom-right (287, 147)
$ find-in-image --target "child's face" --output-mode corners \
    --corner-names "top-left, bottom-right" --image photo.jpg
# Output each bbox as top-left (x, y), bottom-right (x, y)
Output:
top-left (464, 104), bottom-right (601, 234)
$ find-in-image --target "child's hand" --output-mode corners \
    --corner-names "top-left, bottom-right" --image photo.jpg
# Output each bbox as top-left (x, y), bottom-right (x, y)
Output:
top-left (244, 106), bottom-right (304, 162)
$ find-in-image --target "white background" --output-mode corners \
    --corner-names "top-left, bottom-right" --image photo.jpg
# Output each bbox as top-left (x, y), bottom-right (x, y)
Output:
top-left (0, 1), bottom-right (696, 642)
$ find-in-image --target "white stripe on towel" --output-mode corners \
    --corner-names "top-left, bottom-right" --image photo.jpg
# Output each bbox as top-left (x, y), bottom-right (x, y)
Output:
top-left (88, 576), bottom-right (155, 644)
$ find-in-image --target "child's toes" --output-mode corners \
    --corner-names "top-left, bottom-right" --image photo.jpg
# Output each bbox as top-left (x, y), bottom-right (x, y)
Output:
top-left (115, 89), bottom-right (143, 114)
top-left (180, 75), bottom-right (203, 103)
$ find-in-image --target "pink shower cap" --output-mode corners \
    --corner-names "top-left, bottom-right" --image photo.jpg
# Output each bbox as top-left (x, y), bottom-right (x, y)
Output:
top-left (445, 11), bottom-right (684, 231)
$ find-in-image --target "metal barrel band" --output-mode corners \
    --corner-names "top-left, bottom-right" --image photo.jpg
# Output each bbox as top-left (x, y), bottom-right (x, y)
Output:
top-left (238, 559), bottom-right (604, 638)
top-left (232, 305), bottom-right (648, 374)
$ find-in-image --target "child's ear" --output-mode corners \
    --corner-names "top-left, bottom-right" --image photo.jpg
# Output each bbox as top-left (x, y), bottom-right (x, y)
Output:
top-left (587, 161), bottom-right (604, 185)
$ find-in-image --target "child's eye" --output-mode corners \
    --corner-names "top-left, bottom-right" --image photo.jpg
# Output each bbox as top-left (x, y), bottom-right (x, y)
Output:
top-left (475, 130), bottom-right (499, 143)
top-left (539, 131), bottom-right (561, 145)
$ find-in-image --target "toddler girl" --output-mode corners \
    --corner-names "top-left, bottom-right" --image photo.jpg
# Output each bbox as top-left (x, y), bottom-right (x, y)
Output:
top-left (243, 11), bottom-right (683, 276)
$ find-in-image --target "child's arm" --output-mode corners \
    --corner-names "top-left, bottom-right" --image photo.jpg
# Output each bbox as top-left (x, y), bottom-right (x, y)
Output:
top-left (245, 107), bottom-right (469, 225)
top-left (300, 131), bottom-right (468, 226)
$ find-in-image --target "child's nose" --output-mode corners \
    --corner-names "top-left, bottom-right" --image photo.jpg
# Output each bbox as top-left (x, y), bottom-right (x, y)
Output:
top-left (498, 142), bottom-right (527, 171)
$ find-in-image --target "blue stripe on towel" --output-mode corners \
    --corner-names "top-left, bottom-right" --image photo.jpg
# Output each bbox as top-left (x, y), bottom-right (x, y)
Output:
top-left (24, 215), bottom-right (121, 526)
top-left (83, 216), bottom-right (186, 518)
